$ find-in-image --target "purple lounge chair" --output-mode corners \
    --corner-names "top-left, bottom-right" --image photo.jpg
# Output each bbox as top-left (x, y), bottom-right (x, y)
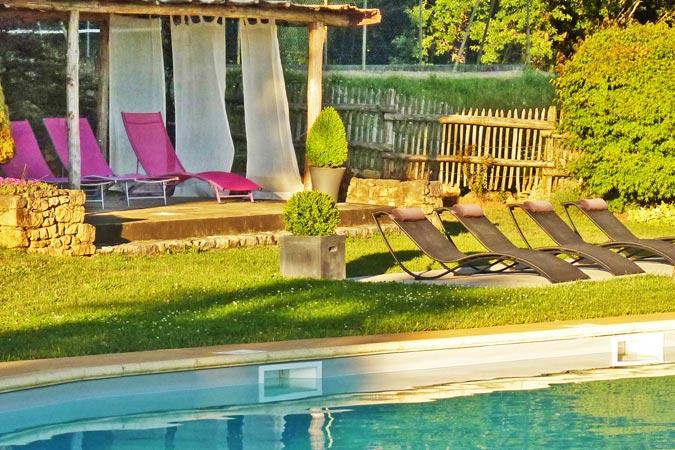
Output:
top-left (44, 117), bottom-right (178, 206)
top-left (5, 120), bottom-right (114, 207)
top-left (121, 112), bottom-right (261, 203)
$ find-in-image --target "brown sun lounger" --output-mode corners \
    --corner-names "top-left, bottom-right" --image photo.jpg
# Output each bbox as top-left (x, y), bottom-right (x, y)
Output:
top-left (563, 198), bottom-right (675, 265)
top-left (507, 200), bottom-right (644, 276)
top-left (373, 207), bottom-right (588, 283)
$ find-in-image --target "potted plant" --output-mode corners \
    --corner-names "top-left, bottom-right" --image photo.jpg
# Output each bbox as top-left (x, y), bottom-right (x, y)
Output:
top-left (305, 106), bottom-right (348, 201)
top-left (279, 190), bottom-right (345, 279)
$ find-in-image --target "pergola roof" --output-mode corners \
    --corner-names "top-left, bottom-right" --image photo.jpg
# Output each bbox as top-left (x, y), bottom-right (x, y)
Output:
top-left (1, 0), bottom-right (381, 27)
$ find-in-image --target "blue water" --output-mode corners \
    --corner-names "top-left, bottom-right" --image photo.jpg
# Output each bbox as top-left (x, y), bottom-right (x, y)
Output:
top-left (0, 374), bottom-right (673, 449)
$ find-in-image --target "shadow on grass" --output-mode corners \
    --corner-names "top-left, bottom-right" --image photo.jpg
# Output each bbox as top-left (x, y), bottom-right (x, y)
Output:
top-left (0, 278), bottom-right (494, 361)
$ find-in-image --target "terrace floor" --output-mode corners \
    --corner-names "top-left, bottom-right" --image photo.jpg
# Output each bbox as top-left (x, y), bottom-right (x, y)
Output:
top-left (85, 192), bottom-right (388, 248)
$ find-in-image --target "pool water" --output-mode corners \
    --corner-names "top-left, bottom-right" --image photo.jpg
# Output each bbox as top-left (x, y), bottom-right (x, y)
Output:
top-left (0, 372), bottom-right (673, 449)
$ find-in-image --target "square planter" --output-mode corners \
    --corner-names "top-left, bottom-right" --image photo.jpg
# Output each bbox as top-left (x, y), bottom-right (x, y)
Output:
top-left (279, 234), bottom-right (346, 280)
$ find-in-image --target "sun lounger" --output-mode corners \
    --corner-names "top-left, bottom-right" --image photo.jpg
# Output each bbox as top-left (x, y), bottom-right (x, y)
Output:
top-left (5, 120), bottom-right (114, 207)
top-left (121, 112), bottom-right (261, 203)
top-left (44, 117), bottom-right (179, 207)
top-left (507, 200), bottom-right (643, 275)
top-left (373, 207), bottom-right (588, 283)
top-left (563, 198), bottom-right (675, 264)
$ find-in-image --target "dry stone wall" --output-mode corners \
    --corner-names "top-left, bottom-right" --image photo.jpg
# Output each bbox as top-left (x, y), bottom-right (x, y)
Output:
top-left (0, 190), bottom-right (96, 256)
top-left (346, 178), bottom-right (459, 214)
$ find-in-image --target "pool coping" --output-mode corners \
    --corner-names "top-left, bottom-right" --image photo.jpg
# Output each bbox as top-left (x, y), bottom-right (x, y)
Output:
top-left (1, 312), bottom-right (674, 394)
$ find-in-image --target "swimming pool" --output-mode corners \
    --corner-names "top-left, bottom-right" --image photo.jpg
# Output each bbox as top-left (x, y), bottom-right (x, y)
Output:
top-left (0, 364), bottom-right (673, 449)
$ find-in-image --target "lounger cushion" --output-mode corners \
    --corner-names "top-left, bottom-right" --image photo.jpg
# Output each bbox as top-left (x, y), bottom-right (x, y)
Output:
top-left (451, 203), bottom-right (485, 218)
top-left (578, 198), bottom-right (608, 211)
top-left (522, 200), bottom-right (554, 214)
top-left (390, 207), bottom-right (427, 222)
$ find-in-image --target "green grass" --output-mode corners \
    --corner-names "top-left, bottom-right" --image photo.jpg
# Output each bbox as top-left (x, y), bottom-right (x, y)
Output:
top-left (1, 202), bottom-right (674, 362)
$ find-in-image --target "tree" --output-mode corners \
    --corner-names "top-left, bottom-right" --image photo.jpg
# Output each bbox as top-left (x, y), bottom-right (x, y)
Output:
top-left (554, 22), bottom-right (675, 209)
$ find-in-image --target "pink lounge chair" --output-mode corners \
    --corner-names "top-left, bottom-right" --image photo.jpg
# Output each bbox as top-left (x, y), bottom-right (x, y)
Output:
top-left (4, 120), bottom-right (67, 183)
top-left (43, 117), bottom-right (178, 206)
top-left (121, 112), bottom-right (261, 203)
top-left (5, 120), bottom-right (113, 207)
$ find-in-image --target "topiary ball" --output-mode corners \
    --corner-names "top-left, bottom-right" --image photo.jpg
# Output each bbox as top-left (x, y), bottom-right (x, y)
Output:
top-left (305, 106), bottom-right (348, 168)
top-left (283, 190), bottom-right (340, 236)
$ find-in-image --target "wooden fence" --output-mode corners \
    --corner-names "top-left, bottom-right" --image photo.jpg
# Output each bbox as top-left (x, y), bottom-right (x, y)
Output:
top-left (226, 79), bottom-right (573, 195)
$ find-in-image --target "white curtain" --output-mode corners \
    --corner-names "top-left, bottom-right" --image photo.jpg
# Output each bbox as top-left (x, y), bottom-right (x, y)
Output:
top-left (171, 16), bottom-right (234, 197)
top-left (240, 19), bottom-right (303, 200)
top-left (109, 15), bottom-right (166, 176)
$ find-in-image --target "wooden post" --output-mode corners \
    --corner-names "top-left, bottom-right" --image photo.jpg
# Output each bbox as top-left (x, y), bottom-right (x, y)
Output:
top-left (305, 21), bottom-right (326, 188)
top-left (96, 17), bottom-right (110, 160)
top-left (66, 9), bottom-right (81, 189)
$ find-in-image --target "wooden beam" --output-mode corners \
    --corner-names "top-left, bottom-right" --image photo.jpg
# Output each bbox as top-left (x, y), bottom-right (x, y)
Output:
top-left (1, 1), bottom-right (381, 27)
top-left (304, 20), bottom-right (325, 188)
top-left (96, 16), bottom-right (110, 160)
top-left (439, 114), bottom-right (556, 130)
top-left (66, 9), bottom-right (80, 189)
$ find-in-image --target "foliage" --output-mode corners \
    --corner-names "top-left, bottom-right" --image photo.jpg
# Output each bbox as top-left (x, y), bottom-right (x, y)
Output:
top-left (399, 0), bottom-right (674, 69)
top-left (305, 106), bottom-right (348, 168)
top-left (554, 22), bottom-right (675, 209)
top-left (0, 177), bottom-right (56, 195)
top-left (0, 82), bottom-right (13, 164)
top-left (282, 190), bottom-right (340, 236)
top-left (322, 70), bottom-right (555, 111)
top-left (626, 203), bottom-right (675, 227)
top-left (0, 21), bottom-right (99, 126)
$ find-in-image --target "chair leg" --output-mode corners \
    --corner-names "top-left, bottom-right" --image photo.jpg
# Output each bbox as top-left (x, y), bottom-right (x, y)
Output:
top-left (124, 182), bottom-right (131, 207)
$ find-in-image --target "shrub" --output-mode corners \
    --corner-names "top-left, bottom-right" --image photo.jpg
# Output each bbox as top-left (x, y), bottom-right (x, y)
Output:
top-left (626, 203), bottom-right (675, 227)
top-left (305, 106), bottom-right (348, 168)
top-left (0, 177), bottom-right (56, 195)
top-left (282, 190), bottom-right (340, 236)
top-left (554, 22), bottom-right (675, 210)
top-left (0, 83), bottom-right (14, 164)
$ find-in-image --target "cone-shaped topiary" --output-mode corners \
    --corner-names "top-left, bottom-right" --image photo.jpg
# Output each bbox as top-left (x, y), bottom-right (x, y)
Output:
top-left (0, 82), bottom-right (15, 165)
top-left (305, 106), bottom-right (348, 168)
top-left (283, 190), bottom-right (340, 236)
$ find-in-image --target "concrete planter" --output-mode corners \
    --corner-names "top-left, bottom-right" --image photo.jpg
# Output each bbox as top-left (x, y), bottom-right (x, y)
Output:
top-left (279, 234), bottom-right (346, 280)
top-left (309, 166), bottom-right (346, 202)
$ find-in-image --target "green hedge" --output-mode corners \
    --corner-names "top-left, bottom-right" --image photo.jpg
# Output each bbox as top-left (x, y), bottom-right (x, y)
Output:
top-left (554, 22), bottom-right (675, 210)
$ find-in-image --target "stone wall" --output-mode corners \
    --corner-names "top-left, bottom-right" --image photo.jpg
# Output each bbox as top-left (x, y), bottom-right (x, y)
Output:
top-left (0, 190), bottom-right (96, 256)
top-left (346, 178), bottom-right (459, 214)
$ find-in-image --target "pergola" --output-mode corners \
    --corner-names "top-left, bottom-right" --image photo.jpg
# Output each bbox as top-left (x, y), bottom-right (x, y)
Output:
top-left (0, 0), bottom-right (381, 187)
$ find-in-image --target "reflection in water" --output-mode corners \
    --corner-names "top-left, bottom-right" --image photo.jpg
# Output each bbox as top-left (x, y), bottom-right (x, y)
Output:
top-left (1, 374), bottom-right (674, 449)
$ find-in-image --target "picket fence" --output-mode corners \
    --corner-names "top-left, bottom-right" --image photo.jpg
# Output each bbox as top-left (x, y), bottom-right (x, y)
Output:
top-left (226, 81), bottom-right (573, 195)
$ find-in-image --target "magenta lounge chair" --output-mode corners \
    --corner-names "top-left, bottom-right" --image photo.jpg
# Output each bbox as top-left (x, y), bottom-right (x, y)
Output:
top-left (4, 120), bottom-right (66, 183)
top-left (44, 117), bottom-right (178, 207)
top-left (121, 112), bottom-right (261, 203)
top-left (5, 120), bottom-right (114, 207)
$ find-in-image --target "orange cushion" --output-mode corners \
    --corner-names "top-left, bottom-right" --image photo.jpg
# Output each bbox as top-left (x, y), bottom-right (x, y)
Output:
top-left (390, 207), bottom-right (426, 222)
top-left (451, 203), bottom-right (485, 218)
top-left (522, 200), bottom-right (554, 213)
top-left (578, 198), bottom-right (608, 211)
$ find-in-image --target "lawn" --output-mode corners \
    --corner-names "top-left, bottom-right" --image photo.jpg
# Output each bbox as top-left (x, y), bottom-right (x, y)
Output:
top-left (1, 202), bottom-right (674, 362)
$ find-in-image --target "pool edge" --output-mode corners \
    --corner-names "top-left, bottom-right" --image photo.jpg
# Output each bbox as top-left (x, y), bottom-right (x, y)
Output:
top-left (1, 312), bottom-right (674, 393)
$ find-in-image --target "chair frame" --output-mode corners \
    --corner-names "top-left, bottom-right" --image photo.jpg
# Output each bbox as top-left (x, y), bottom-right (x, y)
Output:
top-left (121, 112), bottom-right (260, 203)
top-left (507, 202), bottom-right (644, 276)
top-left (44, 117), bottom-right (179, 207)
top-left (373, 208), bottom-right (588, 283)
top-left (7, 120), bottom-right (115, 208)
top-left (563, 200), bottom-right (675, 265)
